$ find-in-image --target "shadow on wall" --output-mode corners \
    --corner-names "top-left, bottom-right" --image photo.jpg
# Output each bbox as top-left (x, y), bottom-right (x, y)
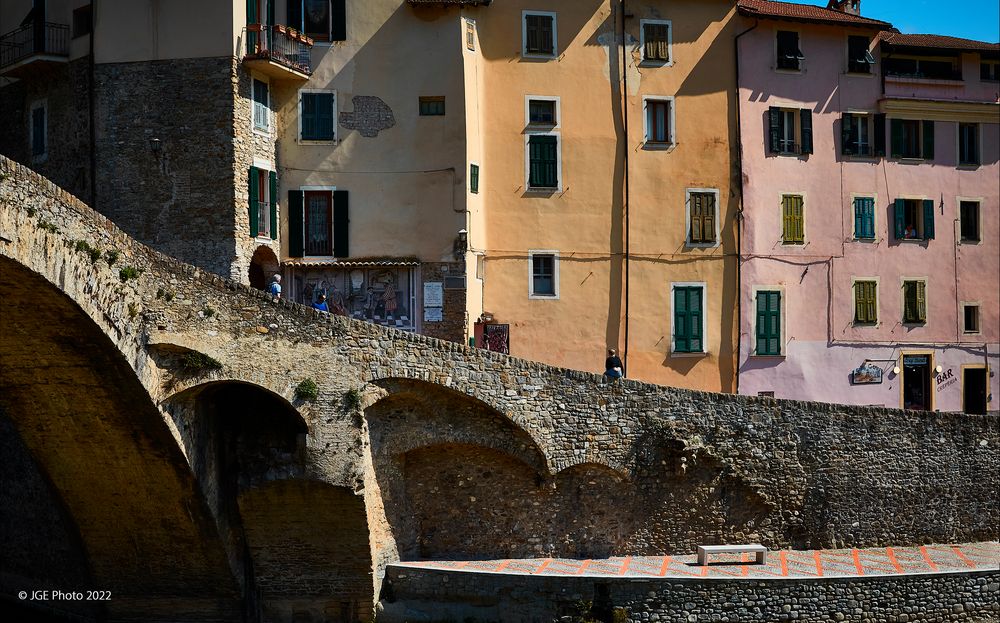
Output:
top-left (365, 378), bottom-right (777, 561)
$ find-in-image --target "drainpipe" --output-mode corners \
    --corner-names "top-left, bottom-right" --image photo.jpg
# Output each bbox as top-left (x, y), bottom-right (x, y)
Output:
top-left (620, 0), bottom-right (630, 377)
top-left (733, 18), bottom-right (758, 395)
top-left (89, 0), bottom-right (97, 208)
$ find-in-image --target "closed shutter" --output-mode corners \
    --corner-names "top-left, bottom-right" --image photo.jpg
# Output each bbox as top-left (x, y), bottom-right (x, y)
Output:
top-left (674, 287), bottom-right (703, 353)
top-left (268, 171), bottom-right (278, 240)
top-left (690, 194), bottom-right (703, 242)
top-left (248, 166), bottom-right (259, 237)
top-left (922, 199), bottom-right (935, 240)
top-left (893, 198), bottom-right (906, 240)
top-left (916, 281), bottom-right (926, 322)
top-left (890, 118), bottom-right (904, 158)
top-left (525, 15), bottom-right (539, 52)
top-left (331, 0), bottom-right (346, 42)
top-left (529, 135), bottom-right (557, 188)
top-left (873, 113), bottom-right (886, 157)
top-left (842, 113), bottom-right (855, 155)
top-left (703, 194), bottom-right (715, 243)
top-left (470, 163), bottom-right (479, 194)
top-left (756, 291), bottom-right (781, 355)
top-left (540, 15), bottom-right (553, 54)
top-left (287, 0), bottom-right (301, 29)
top-left (333, 190), bottom-right (349, 257)
top-left (301, 94), bottom-right (316, 140)
top-left (782, 195), bottom-right (803, 243)
top-left (855, 197), bottom-right (874, 239)
top-left (768, 107), bottom-right (781, 153)
top-left (800, 108), bottom-right (813, 154)
top-left (287, 190), bottom-right (304, 257)
top-left (266, 0), bottom-right (274, 26)
top-left (316, 93), bottom-right (333, 140)
top-left (922, 120), bottom-right (934, 160)
top-left (855, 281), bottom-right (876, 323)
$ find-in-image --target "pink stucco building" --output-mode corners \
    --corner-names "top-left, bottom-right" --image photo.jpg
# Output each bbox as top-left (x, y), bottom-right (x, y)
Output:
top-left (736, 0), bottom-right (999, 412)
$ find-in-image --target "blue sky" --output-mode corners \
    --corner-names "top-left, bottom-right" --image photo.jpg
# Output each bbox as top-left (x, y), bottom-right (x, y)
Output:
top-left (818, 0), bottom-right (1000, 42)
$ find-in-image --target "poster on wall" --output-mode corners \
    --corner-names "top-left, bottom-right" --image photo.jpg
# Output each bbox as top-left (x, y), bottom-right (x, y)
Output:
top-left (423, 282), bottom-right (443, 307)
top-left (851, 363), bottom-right (883, 385)
top-left (424, 306), bottom-right (443, 322)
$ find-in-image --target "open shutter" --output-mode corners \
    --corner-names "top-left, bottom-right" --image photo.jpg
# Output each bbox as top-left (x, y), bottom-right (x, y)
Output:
top-left (893, 198), bottom-right (905, 240)
top-left (287, 0), bottom-right (301, 29)
top-left (690, 195), bottom-right (703, 242)
top-left (922, 120), bottom-right (934, 160)
top-left (690, 288), bottom-right (702, 352)
top-left (800, 108), bottom-right (813, 154)
top-left (922, 199), bottom-right (935, 240)
top-left (916, 281), bottom-right (927, 322)
top-left (854, 282), bottom-right (865, 322)
top-left (853, 198), bottom-right (864, 238)
top-left (333, 190), bottom-right (349, 257)
top-left (248, 167), bottom-right (259, 237)
top-left (674, 288), bottom-right (688, 352)
top-left (331, 0), bottom-right (346, 42)
top-left (525, 15), bottom-right (539, 52)
top-left (704, 195), bottom-right (715, 243)
top-left (768, 107), bottom-right (781, 153)
top-left (890, 119), bottom-right (903, 158)
top-left (873, 113), bottom-right (886, 157)
top-left (287, 190), bottom-right (304, 257)
top-left (862, 198), bottom-right (875, 238)
top-left (301, 94), bottom-right (315, 139)
top-left (841, 113), bottom-right (855, 155)
top-left (268, 171), bottom-right (278, 240)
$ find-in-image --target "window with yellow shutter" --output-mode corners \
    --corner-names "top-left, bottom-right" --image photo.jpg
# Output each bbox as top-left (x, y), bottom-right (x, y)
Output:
top-left (854, 280), bottom-right (877, 324)
top-left (903, 280), bottom-right (927, 324)
top-left (782, 194), bottom-right (804, 244)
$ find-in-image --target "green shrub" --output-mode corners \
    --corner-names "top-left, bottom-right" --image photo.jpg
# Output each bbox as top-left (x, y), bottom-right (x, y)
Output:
top-left (344, 388), bottom-right (363, 411)
top-left (181, 352), bottom-right (222, 373)
top-left (295, 378), bottom-right (319, 402)
top-left (75, 240), bottom-right (103, 264)
top-left (119, 266), bottom-right (144, 282)
top-left (105, 249), bottom-right (120, 266)
top-left (37, 219), bottom-right (59, 233)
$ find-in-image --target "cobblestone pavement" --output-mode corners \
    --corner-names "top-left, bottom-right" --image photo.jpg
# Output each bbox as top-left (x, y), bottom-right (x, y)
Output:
top-left (395, 542), bottom-right (1000, 579)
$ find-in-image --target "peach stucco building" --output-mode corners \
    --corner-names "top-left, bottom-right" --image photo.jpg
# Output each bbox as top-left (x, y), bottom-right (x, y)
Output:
top-left (736, 0), bottom-right (999, 412)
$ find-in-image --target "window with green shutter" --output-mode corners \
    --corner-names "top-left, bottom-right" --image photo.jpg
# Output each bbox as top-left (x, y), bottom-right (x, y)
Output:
top-left (894, 198), bottom-right (935, 241)
top-left (890, 118), bottom-right (933, 159)
top-left (903, 280), bottom-right (927, 323)
top-left (470, 164), bottom-right (480, 194)
top-left (673, 286), bottom-right (704, 353)
top-left (782, 195), bottom-right (804, 244)
top-left (853, 197), bottom-right (875, 240)
top-left (756, 290), bottom-right (782, 356)
top-left (528, 135), bottom-right (558, 189)
top-left (854, 280), bottom-right (877, 324)
top-left (300, 91), bottom-right (335, 141)
top-left (688, 191), bottom-right (717, 244)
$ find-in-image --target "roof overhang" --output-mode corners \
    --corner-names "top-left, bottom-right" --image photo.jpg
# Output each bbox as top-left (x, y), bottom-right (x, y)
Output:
top-left (879, 97), bottom-right (1000, 123)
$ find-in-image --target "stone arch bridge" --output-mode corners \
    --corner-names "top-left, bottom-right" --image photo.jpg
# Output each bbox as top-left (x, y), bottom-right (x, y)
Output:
top-left (1, 156), bottom-right (997, 622)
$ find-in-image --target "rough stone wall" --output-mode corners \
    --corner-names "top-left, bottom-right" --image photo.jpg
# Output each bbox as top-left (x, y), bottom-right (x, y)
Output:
top-left (0, 59), bottom-right (92, 200)
top-left (2, 159), bottom-right (999, 622)
top-left (419, 260), bottom-right (467, 343)
top-left (93, 57), bottom-right (239, 278)
top-left (381, 567), bottom-right (1000, 623)
top-left (232, 64), bottom-right (279, 284)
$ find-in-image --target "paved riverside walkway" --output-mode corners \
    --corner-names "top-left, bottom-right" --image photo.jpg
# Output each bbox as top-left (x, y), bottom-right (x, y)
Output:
top-left (394, 541), bottom-right (999, 580)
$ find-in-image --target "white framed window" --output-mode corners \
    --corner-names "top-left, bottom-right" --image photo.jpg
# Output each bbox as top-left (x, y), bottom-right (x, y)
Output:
top-left (670, 282), bottom-right (707, 355)
top-left (522, 11), bottom-right (557, 59)
top-left (251, 158), bottom-right (275, 240)
top-left (466, 18), bottom-right (476, 52)
top-left (528, 250), bottom-right (559, 299)
top-left (841, 111), bottom-right (874, 156)
top-left (299, 185), bottom-right (337, 258)
top-left (685, 188), bottom-right (720, 247)
top-left (298, 89), bottom-right (337, 143)
top-left (252, 76), bottom-right (270, 133)
top-left (752, 286), bottom-right (785, 357)
top-left (642, 96), bottom-right (675, 149)
top-left (524, 131), bottom-right (561, 192)
top-left (525, 95), bottom-right (560, 128)
top-left (851, 277), bottom-right (879, 325)
top-left (29, 99), bottom-right (47, 163)
top-left (900, 278), bottom-right (928, 325)
top-left (639, 19), bottom-right (672, 65)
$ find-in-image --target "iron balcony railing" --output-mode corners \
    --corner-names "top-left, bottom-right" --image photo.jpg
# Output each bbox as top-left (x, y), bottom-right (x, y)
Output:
top-left (242, 24), bottom-right (312, 76)
top-left (0, 22), bottom-right (69, 69)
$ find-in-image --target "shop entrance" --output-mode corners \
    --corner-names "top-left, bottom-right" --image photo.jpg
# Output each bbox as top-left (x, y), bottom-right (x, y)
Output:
top-left (963, 368), bottom-right (988, 415)
top-left (902, 355), bottom-right (931, 410)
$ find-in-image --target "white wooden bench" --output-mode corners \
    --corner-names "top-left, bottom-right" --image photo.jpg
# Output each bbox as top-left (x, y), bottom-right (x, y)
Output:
top-left (696, 544), bottom-right (767, 566)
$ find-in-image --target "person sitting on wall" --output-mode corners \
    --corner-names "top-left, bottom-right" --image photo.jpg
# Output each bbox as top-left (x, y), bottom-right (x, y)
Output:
top-left (268, 274), bottom-right (282, 299)
top-left (312, 293), bottom-right (329, 312)
top-left (604, 348), bottom-right (624, 382)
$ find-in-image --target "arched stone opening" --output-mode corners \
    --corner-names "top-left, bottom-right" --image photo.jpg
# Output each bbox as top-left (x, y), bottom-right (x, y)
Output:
top-left (0, 258), bottom-right (241, 621)
top-left (248, 245), bottom-right (279, 290)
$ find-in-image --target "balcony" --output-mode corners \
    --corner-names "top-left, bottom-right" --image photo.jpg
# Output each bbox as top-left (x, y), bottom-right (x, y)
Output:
top-left (241, 24), bottom-right (312, 81)
top-left (0, 22), bottom-right (69, 78)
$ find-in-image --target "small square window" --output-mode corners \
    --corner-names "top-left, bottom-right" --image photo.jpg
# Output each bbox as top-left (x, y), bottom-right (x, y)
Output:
top-left (528, 99), bottom-right (556, 125)
top-left (776, 30), bottom-right (803, 70)
top-left (959, 123), bottom-right (980, 166)
top-left (419, 96), bottom-right (445, 116)
top-left (960, 201), bottom-right (980, 242)
top-left (530, 253), bottom-right (557, 297)
top-left (645, 99), bottom-right (672, 145)
top-left (894, 198), bottom-right (935, 241)
top-left (300, 91), bottom-right (336, 141)
top-left (523, 12), bottom-right (556, 57)
top-left (963, 305), bottom-right (980, 333)
top-left (641, 21), bottom-right (671, 63)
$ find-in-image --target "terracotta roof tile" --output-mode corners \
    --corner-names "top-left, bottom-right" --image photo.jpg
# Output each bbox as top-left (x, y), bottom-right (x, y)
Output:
top-left (737, 0), bottom-right (891, 28)
top-left (877, 32), bottom-right (999, 53)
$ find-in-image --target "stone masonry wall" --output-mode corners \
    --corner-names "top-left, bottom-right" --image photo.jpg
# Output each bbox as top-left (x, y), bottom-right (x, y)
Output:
top-left (0, 59), bottom-right (92, 201)
top-left (2, 158), bottom-right (998, 622)
top-left (420, 260), bottom-right (467, 343)
top-left (94, 57), bottom-right (239, 278)
top-left (381, 566), bottom-right (1000, 623)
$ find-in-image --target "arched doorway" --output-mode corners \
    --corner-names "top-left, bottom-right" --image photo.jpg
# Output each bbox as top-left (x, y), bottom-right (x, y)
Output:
top-left (249, 245), bottom-right (279, 290)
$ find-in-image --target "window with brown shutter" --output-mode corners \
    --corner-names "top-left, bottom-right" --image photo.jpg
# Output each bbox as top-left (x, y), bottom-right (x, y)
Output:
top-left (689, 192), bottom-right (717, 244)
top-left (642, 21), bottom-right (670, 62)
top-left (524, 12), bottom-right (555, 56)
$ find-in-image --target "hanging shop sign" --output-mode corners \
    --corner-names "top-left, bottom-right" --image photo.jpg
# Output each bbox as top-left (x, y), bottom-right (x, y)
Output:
top-left (851, 363), bottom-right (883, 385)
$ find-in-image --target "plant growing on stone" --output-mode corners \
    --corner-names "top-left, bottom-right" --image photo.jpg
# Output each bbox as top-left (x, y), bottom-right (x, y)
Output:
top-left (37, 219), bottom-right (59, 233)
top-left (26, 207), bottom-right (36, 217)
top-left (119, 266), bottom-right (144, 282)
top-left (202, 305), bottom-right (215, 318)
top-left (344, 388), bottom-right (363, 411)
top-left (105, 249), bottom-right (120, 266)
top-left (128, 303), bottom-right (138, 319)
top-left (295, 378), bottom-right (319, 402)
top-left (181, 352), bottom-right (222, 373)
top-left (75, 240), bottom-right (103, 264)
